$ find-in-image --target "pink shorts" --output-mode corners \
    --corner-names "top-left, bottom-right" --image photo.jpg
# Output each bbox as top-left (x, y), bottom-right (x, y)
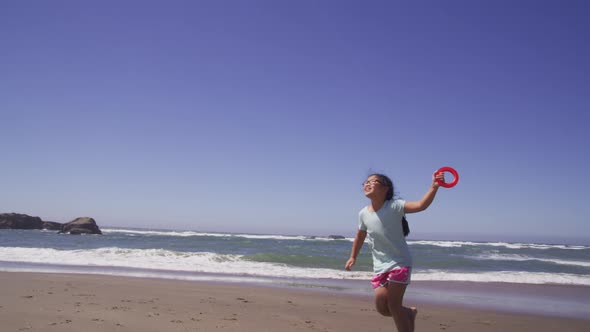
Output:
top-left (371, 267), bottom-right (411, 289)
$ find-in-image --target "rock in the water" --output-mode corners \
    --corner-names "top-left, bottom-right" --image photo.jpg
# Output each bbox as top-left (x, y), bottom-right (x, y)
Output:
top-left (328, 235), bottom-right (346, 240)
top-left (61, 217), bottom-right (102, 235)
top-left (0, 213), bottom-right (44, 229)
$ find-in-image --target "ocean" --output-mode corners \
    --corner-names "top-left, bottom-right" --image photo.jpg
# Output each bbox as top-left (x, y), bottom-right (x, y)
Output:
top-left (1, 227), bottom-right (588, 287)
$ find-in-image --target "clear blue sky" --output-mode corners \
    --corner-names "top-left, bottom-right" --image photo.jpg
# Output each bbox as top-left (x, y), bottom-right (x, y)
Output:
top-left (1, 1), bottom-right (589, 242)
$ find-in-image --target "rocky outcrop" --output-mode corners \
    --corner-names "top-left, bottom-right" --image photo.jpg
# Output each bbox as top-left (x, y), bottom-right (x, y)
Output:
top-left (60, 217), bottom-right (102, 235)
top-left (328, 235), bottom-right (346, 240)
top-left (0, 213), bottom-right (102, 235)
top-left (0, 213), bottom-right (44, 229)
top-left (42, 221), bottom-right (63, 231)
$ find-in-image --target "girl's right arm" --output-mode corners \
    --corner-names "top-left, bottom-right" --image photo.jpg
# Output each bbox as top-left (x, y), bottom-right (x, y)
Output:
top-left (345, 230), bottom-right (367, 271)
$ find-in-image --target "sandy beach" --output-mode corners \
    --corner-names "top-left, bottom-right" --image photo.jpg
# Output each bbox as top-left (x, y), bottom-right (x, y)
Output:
top-left (1, 272), bottom-right (588, 332)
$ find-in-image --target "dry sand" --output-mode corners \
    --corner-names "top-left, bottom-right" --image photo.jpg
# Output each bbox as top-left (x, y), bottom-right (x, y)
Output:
top-left (1, 272), bottom-right (587, 332)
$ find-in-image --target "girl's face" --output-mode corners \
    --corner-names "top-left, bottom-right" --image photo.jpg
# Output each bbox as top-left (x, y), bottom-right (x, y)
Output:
top-left (363, 175), bottom-right (388, 200)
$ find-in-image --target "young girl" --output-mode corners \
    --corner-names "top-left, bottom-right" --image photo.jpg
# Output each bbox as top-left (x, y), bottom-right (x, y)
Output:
top-left (345, 172), bottom-right (444, 332)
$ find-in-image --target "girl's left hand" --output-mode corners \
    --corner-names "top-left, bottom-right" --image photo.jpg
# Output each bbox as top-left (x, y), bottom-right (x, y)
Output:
top-left (432, 170), bottom-right (445, 188)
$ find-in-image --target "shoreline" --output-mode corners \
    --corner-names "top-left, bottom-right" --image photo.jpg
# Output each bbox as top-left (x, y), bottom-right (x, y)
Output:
top-left (1, 272), bottom-right (588, 332)
top-left (1, 265), bottom-right (589, 319)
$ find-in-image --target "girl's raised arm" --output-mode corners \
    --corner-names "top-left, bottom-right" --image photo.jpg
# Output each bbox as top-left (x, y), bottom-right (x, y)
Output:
top-left (404, 172), bottom-right (444, 213)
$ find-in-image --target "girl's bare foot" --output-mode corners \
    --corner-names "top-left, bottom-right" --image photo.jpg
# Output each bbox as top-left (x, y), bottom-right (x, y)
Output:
top-left (408, 307), bottom-right (418, 332)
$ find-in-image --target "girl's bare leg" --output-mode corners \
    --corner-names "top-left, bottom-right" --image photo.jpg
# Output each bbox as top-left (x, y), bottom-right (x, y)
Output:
top-left (406, 306), bottom-right (417, 332)
top-left (375, 286), bottom-right (391, 316)
top-left (373, 283), bottom-right (411, 331)
top-left (386, 282), bottom-right (412, 332)
top-left (374, 284), bottom-right (417, 332)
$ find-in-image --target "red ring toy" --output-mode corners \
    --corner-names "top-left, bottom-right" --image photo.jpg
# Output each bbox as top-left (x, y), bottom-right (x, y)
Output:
top-left (435, 167), bottom-right (459, 188)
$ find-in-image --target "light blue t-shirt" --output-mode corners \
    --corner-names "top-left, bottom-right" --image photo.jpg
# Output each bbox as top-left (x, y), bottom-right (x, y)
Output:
top-left (358, 199), bottom-right (412, 274)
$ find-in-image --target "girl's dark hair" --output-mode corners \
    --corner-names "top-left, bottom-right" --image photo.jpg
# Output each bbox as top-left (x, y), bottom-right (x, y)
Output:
top-left (369, 173), bottom-right (410, 237)
top-left (370, 173), bottom-right (394, 201)
top-left (401, 216), bottom-right (410, 237)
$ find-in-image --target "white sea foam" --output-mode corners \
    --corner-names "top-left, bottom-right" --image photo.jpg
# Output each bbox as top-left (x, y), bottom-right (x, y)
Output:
top-left (408, 240), bottom-right (589, 250)
top-left (97, 229), bottom-right (590, 249)
top-left (103, 229), bottom-right (589, 249)
top-left (471, 253), bottom-right (590, 268)
top-left (1, 246), bottom-right (589, 285)
top-left (409, 240), bottom-right (466, 248)
top-left (101, 228), bottom-right (337, 241)
top-left (0, 247), bottom-right (370, 280)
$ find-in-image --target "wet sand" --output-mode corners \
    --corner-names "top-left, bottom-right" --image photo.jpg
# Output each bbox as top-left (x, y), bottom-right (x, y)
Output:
top-left (1, 272), bottom-right (587, 331)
